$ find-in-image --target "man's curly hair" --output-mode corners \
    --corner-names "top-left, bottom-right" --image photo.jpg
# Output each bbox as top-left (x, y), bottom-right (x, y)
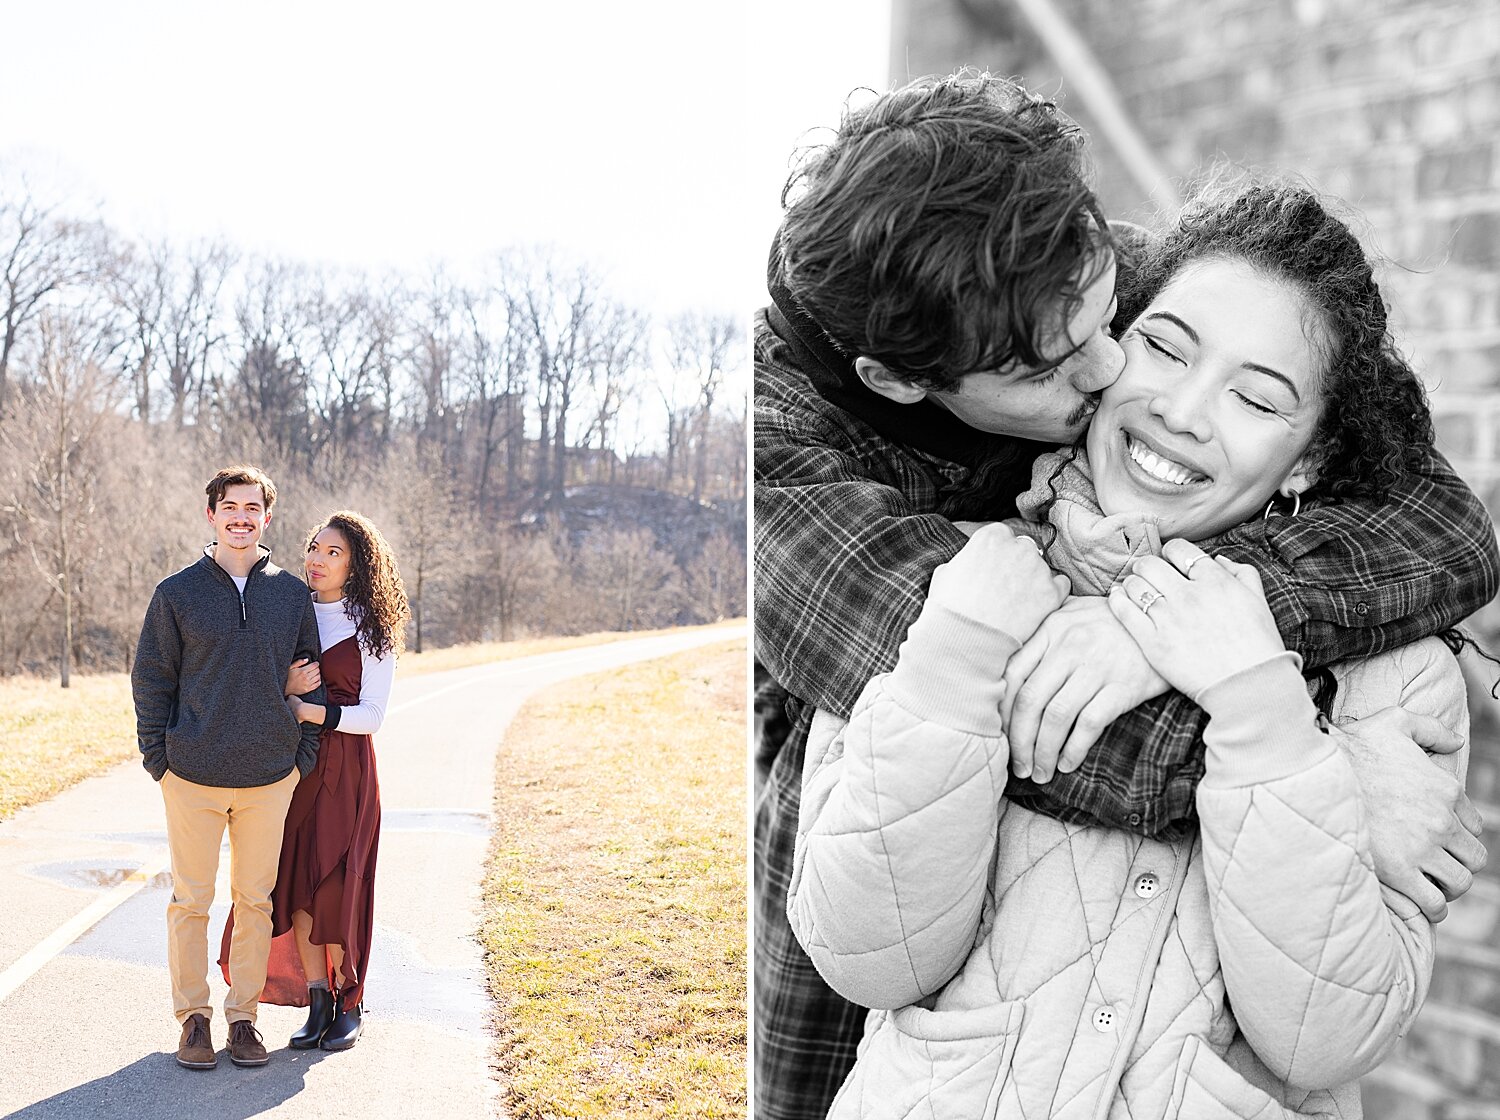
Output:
top-left (306, 510), bottom-right (410, 659)
top-left (1115, 175), bottom-right (1433, 502)
top-left (779, 71), bottom-right (1112, 389)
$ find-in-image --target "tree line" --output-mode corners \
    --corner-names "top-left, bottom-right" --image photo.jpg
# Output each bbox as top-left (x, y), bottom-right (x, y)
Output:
top-left (0, 180), bottom-right (746, 682)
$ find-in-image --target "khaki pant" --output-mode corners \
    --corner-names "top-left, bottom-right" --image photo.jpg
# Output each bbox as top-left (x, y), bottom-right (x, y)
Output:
top-left (159, 768), bottom-right (298, 1025)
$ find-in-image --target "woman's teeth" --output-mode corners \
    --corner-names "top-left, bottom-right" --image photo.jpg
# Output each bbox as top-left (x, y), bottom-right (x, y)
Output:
top-left (1126, 436), bottom-right (1205, 486)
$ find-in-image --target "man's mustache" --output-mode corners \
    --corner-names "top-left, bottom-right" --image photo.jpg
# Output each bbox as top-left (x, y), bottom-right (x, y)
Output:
top-left (1068, 393), bottom-right (1101, 428)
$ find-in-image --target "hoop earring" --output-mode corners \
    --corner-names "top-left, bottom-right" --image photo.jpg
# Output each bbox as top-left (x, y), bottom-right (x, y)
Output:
top-left (1262, 491), bottom-right (1302, 520)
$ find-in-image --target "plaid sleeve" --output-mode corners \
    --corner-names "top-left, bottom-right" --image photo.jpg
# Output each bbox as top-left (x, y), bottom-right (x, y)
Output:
top-left (754, 377), bottom-right (971, 721)
top-left (1008, 447), bottom-right (1499, 838)
top-left (1211, 447), bottom-right (1499, 666)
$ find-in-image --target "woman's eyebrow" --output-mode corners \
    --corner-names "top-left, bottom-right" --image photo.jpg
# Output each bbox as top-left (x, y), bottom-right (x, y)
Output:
top-left (1147, 310), bottom-right (1301, 402)
top-left (1143, 310), bottom-right (1198, 343)
top-left (1242, 362), bottom-right (1302, 403)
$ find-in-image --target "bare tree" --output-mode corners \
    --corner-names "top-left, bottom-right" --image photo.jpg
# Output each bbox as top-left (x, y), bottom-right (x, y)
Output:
top-left (520, 257), bottom-right (605, 511)
top-left (650, 359), bottom-right (695, 492)
top-left (0, 310), bottom-right (126, 685)
top-left (0, 182), bottom-right (101, 420)
top-left (377, 442), bottom-right (458, 654)
top-left (227, 259), bottom-right (315, 459)
top-left (302, 272), bottom-right (401, 475)
top-left (103, 239), bottom-right (166, 423)
top-left (581, 306), bottom-right (646, 485)
top-left (577, 528), bottom-right (682, 632)
top-left (407, 270), bottom-right (459, 463)
top-left (474, 526), bottom-right (557, 641)
top-left (667, 311), bottom-right (741, 503)
top-left (162, 240), bottom-right (235, 429)
top-left (683, 530), bottom-right (747, 622)
top-left (459, 274), bottom-right (531, 506)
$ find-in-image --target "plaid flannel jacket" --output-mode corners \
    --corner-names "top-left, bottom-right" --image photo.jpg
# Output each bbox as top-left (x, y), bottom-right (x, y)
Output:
top-left (752, 301), bottom-right (1500, 1119)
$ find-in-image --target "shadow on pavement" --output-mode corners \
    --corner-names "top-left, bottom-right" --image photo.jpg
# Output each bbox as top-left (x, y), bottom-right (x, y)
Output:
top-left (6, 1046), bottom-right (334, 1119)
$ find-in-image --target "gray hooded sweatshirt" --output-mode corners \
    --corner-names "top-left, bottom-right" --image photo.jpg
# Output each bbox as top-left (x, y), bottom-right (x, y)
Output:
top-left (132, 545), bottom-right (325, 786)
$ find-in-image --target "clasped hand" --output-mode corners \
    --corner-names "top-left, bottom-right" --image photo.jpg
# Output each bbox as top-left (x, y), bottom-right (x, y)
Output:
top-left (286, 657), bottom-right (321, 697)
top-left (1106, 539), bottom-right (1289, 701)
top-left (1000, 539), bottom-right (1284, 783)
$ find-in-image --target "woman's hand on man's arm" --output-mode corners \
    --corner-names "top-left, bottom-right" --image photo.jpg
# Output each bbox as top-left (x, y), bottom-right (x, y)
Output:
top-left (285, 657), bottom-right (321, 697)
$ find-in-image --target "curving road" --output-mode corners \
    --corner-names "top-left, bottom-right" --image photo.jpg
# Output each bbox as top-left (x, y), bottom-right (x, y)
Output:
top-left (0, 625), bottom-right (746, 1120)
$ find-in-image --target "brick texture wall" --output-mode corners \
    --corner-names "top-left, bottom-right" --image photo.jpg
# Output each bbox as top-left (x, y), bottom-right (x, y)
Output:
top-left (894, 1), bottom-right (1500, 1114)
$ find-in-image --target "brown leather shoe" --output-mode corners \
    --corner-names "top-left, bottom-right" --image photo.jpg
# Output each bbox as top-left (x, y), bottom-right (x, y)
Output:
top-left (176, 1013), bottom-right (217, 1069)
top-left (227, 1019), bottom-right (269, 1067)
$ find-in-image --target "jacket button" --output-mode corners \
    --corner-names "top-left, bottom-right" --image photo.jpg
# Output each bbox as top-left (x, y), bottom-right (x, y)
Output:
top-left (1092, 1006), bottom-right (1116, 1032)
top-left (1134, 873), bottom-right (1160, 898)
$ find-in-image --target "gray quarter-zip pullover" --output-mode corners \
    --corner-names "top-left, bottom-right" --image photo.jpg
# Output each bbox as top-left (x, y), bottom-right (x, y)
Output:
top-left (132, 545), bottom-right (325, 786)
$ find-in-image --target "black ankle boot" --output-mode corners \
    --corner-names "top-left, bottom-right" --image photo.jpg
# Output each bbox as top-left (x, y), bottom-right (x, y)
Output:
top-left (290, 986), bottom-right (335, 1049)
top-left (319, 989), bottom-right (363, 1051)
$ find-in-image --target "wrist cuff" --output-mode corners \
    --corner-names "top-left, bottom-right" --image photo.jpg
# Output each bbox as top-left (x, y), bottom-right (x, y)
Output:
top-left (1198, 652), bottom-right (1332, 787)
top-left (884, 602), bottom-right (1020, 732)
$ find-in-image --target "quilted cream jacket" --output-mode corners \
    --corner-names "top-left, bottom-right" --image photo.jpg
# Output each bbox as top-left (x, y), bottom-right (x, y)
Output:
top-left (788, 604), bottom-right (1468, 1120)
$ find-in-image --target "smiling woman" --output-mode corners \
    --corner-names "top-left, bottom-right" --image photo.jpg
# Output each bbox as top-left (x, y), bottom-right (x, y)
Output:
top-left (1093, 178), bottom-right (1434, 534)
top-left (1089, 257), bottom-right (1323, 540)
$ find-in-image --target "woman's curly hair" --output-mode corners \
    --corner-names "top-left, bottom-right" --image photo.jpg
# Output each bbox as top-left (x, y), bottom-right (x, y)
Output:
top-left (306, 510), bottom-right (410, 659)
top-left (1115, 174), bottom-right (1433, 502)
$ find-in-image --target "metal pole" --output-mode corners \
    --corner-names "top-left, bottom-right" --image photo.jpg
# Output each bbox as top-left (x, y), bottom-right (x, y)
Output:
top-left (1007, 0), bottom-right (1180, 209)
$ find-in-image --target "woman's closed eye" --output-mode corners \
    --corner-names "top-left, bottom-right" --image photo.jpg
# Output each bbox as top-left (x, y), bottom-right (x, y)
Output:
top-left (1232, 390), bottom-right (1278, 415)
top-left (1139, 331), bottom-right (1183, 365)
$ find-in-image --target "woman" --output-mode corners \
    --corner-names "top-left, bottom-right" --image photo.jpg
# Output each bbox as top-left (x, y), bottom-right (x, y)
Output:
top-left (787, 181), bottom-right (1472, 1118)
top-left (220, 510), bottom-right (410, 1052)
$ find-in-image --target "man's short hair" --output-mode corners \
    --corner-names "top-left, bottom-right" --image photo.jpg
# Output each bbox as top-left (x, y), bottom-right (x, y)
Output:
top-left (779, 71), bottom-right (1111, 390)
top-left (205, 465), bottom-right (277, 511)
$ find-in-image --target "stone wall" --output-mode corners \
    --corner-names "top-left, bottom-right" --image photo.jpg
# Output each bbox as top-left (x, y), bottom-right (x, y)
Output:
top-left (894, 1), bottom-right (1500, 1114)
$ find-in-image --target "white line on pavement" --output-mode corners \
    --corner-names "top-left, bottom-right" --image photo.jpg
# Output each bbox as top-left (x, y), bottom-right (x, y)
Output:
top-left (0, 852), bottom-right (172, 1002)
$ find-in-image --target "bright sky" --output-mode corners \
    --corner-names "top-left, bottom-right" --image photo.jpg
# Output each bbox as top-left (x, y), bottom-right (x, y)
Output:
top-left (749, 1), bottom-right (892, 303)
top-left (0, 0), bottom-right (754, 316)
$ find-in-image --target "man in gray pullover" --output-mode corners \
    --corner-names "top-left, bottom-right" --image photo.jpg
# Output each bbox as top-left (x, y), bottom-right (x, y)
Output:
top-left (132, 465), bottom-right (324, 1070)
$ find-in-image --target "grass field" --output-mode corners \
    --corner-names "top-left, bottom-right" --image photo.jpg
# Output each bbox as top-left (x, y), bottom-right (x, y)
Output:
top-left (478, 639), bottom-right (747, 1119)
top-left (0, 675), bottom-right (138, 823)
top-left (0, 621), bottom-right (743, 824)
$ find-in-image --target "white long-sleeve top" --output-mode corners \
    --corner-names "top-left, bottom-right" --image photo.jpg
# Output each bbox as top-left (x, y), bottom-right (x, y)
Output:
top-left (313, 598), bottom-right (394, 735)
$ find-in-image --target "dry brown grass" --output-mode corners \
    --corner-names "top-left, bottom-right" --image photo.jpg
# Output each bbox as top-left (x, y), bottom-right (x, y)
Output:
top-left (0, 675), bottom-right (137, 823)
top-left (399, 620), bottom-right (742, 677)
top-left (478, 639), bottom-right (746, 1119)
top-left (0, 620), bottom-right (745, 824)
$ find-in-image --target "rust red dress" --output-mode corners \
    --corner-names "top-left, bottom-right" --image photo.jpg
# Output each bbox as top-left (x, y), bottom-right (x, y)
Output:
top-left (219, 633), bottom-right (381, 1006)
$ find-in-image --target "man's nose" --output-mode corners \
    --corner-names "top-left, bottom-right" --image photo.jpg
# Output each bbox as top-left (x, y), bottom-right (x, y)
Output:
top-left (1070, 335), bottom-right (1125, 394)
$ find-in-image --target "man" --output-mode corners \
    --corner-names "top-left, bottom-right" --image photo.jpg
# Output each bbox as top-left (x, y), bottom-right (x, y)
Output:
top-left (132, 465), bottom-right (324, 1070)
top-left (754, 73), bottom-right (1498, 1120)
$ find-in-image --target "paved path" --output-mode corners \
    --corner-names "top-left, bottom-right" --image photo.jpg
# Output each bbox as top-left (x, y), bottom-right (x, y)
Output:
top-left (0, 626), bottom-right (745, 1120)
